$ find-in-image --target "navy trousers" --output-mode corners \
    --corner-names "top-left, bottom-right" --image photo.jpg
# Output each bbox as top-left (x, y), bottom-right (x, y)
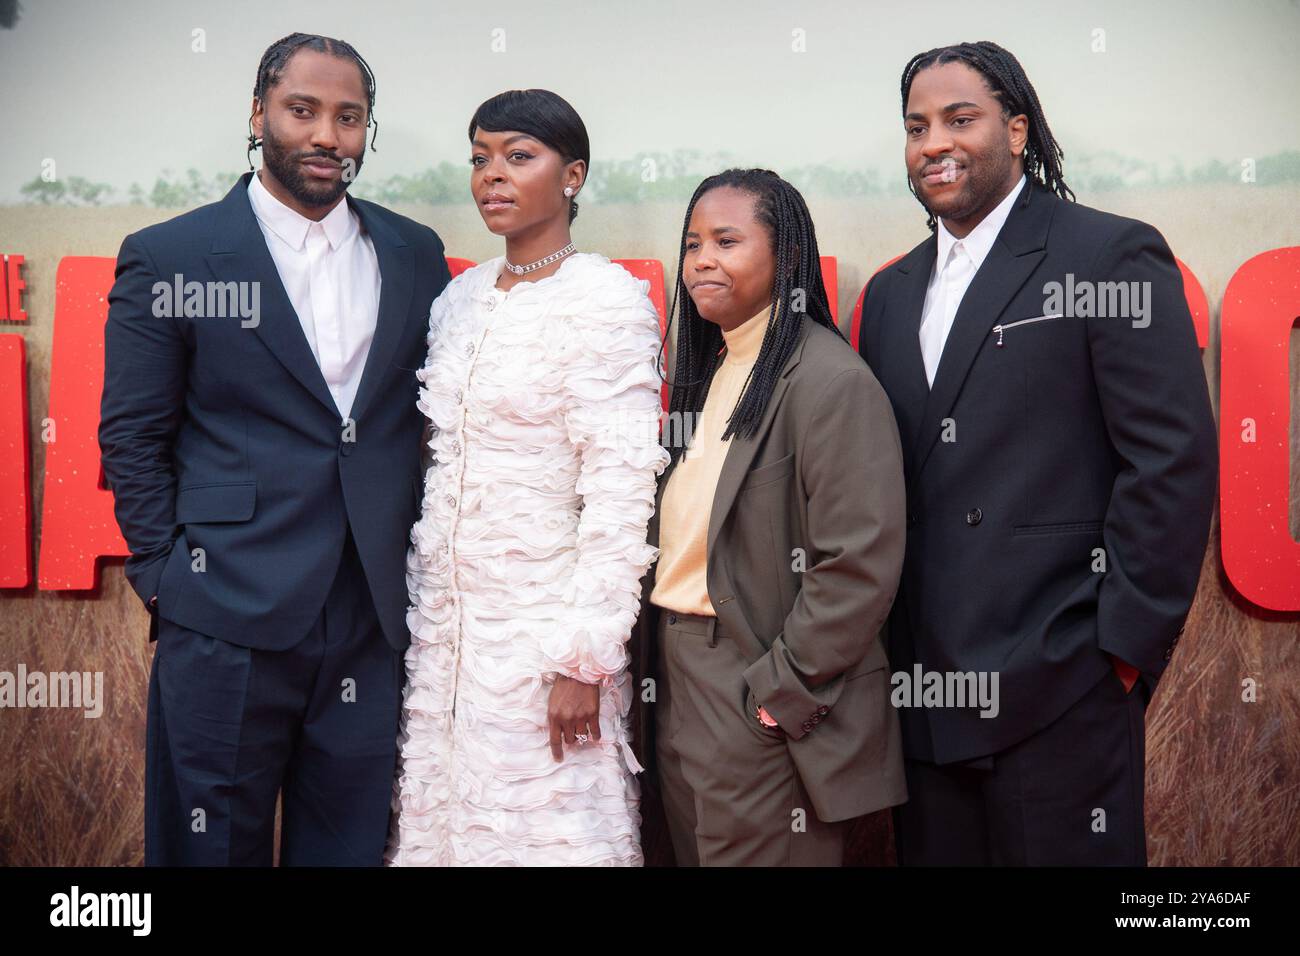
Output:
top-left (892, 667), bottom-right (1149, 866)
top-left (144, 528), bottom-right (404, 866)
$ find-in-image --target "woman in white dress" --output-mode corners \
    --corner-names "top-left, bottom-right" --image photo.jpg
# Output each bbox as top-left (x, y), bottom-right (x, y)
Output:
top-left (385, 90), bottom-right (669, 866)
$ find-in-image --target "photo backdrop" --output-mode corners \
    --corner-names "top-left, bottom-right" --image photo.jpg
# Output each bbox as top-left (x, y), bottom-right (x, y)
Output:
top-left (2, 0), bottom-right (1298, 865)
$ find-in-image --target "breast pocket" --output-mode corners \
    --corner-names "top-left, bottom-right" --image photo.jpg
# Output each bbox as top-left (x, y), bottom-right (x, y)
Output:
top-left (990, 312), bottom-right (1067, 347)
top-left (738, 452), bottom-right (795, 492)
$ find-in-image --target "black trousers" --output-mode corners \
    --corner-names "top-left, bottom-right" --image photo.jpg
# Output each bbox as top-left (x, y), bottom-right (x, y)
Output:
top-left (893, 667), bottom-right (1148, 866)
top-left (144, 528), bottom-right (403, 866)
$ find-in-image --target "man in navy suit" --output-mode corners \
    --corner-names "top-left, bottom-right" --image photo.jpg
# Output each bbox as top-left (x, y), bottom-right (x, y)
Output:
top-left (99, 33), bottom-right (451, 865)
top-left (858, 42), bottom-right (1217, 865)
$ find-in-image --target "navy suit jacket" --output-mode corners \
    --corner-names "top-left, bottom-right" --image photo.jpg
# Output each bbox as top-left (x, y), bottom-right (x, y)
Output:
top-left (858, 181), bottom-right (1217, 764)
top-left (99, 171), bottom-right (451, 651)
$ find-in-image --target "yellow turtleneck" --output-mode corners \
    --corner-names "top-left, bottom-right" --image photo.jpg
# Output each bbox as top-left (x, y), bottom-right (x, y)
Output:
top-left (650, 304), bottom-right (772, 616)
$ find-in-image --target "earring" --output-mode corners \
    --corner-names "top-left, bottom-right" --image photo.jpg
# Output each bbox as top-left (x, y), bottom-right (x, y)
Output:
top-left (563, 187), bottom-right (574, 197)
top-left (245, 117), bottom-right (262, 172)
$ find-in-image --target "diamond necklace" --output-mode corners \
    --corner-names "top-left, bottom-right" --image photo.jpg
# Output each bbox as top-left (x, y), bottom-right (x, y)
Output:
top-left (503, 242), bottom-right (576, 276)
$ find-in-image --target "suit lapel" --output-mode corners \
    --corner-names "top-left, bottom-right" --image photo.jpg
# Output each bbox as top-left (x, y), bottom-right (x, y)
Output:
top-left (207, 172), bottom-right (340, 417)
top-left (204, 173), bottom-right (415, 425)
top-left (911, 181), bottom-right (1054, 479)
top-left (889, 239), bottom-right (937, 472)
top-left (640, 321), bottom-right (808, 677)
top-left (346, 197), bottom-right (413, 424)
top-left (705, 320), bottom-right (809, 556)
top-left (646, 320), bottom-right (810, 553)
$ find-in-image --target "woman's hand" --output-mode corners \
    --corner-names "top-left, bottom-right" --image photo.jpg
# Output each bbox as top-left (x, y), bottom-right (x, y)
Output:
top-left (548, 675), bottom-right (601, 762)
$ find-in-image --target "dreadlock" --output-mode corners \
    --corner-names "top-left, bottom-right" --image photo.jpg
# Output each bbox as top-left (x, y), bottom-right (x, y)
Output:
top-left (662, 168), bottom-right (844, 460)
top-left (246, 32), bottom-right (379, 170)
top-left (900, 41), bottom-right (1073, 230)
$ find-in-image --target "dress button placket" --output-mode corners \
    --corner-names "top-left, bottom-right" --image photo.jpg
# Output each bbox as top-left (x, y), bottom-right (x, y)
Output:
top-left (444, 293), bottom-right (496, 722)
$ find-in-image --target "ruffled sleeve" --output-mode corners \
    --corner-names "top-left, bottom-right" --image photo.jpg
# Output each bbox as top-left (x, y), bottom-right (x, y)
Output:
top-left (417, 287), bottom-right (454, 476)
top-left (539, 264), bottom-right (671, 687)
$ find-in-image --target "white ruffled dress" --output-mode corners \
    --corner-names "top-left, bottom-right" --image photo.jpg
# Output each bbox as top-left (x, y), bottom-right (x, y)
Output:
top-left (384, 252), bottom-right (670, 866)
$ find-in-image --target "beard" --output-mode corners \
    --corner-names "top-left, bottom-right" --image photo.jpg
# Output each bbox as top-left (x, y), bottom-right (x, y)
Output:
top-left (910, 144), bottom-right (1015, 225)
top-left (260, 116), bottom-right (364, 208)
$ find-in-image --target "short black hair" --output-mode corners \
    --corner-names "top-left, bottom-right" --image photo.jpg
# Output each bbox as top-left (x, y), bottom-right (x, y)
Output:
top-left (468, 89), bottom-right (590, 224)
top-left (664, 168), bottom-right (844, 450)
top-left (900, 40), bottom-right (1073, 230)
top-left (248, 32), bottom-right (378, 167)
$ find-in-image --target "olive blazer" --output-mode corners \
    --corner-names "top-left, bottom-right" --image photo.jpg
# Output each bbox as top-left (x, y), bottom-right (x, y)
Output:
top-left (631, 317), bottom-right (909, 822)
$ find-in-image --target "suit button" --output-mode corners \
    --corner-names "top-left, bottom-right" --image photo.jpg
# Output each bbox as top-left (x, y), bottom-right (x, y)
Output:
top-left (966, 508), bottom-right (982, 526)
top-left (907, 512), bottom-right (917, 528)
top-left (810, 714), bottom-right (821, 724)
top-left (340, 441), bottom-right (353, 457)
top-left (1164, 646), bottom-right (1174, 661)
top-left (801, 720), bottom-right (814, 733)
top-left (817, 705), bottom-right (830, 716)
top-left (667, 613), bottom-right (677, 625)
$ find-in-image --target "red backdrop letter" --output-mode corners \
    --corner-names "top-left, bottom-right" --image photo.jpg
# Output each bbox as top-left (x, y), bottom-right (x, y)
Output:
top-left (38, 257), bottom-right (128, 589)
top-left (1220, 247), bottom-right (1300, 611)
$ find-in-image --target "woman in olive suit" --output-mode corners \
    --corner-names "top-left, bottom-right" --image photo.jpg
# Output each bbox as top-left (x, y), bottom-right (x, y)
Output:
top-left (632, 168), bottom-right (909, 866)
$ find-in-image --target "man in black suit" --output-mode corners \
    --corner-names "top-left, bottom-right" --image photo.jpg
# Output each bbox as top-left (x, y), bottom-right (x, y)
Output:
top-left (98, 33), bottom-right (451, 865)
top-left (857, 41), bottom-right (1217, 865)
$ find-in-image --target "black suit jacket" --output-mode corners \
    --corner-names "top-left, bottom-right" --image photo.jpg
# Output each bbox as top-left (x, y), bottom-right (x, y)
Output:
top-left (99, 172), bottom-right (451, 651)
top-left (857, 181), bottom-right (1217, 764)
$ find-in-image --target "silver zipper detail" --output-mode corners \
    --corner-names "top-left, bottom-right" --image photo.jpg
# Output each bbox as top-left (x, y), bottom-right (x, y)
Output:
top-left (993, 313), bottom-right (1064, 346)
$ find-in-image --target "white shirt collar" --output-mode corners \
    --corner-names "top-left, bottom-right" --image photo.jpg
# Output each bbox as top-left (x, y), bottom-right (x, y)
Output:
top-left (935, 174), bottom-right (1027, 272)
top-left (247, 170), bottom-right (357, 252)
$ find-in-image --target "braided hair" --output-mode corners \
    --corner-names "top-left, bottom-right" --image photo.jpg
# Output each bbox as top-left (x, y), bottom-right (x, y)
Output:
top-left (247, 32), bottom-right (379, 170)
top-left (900, 41), bottom-right (1074, 230)
top-left (663, 169), bottom-right (844, 458)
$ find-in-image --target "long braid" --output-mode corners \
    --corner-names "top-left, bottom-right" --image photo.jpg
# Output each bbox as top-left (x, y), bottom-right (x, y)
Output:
top-left (662, 168), bottom-right (842, 461)
top-left (247, 32), bottom-right (379, 169)
top-left (900, 40), bottom-right (1073, 230)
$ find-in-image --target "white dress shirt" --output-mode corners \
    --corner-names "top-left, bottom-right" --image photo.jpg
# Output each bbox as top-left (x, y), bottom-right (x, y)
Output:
top-left (246, 172), bottom-right (381, 420)
top-left (918, 175), bottom-right (1026, 387)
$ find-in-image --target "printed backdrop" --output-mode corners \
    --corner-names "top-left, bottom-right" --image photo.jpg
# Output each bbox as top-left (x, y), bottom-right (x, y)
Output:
top-left (1, 0), bottom-right (1297, 865)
